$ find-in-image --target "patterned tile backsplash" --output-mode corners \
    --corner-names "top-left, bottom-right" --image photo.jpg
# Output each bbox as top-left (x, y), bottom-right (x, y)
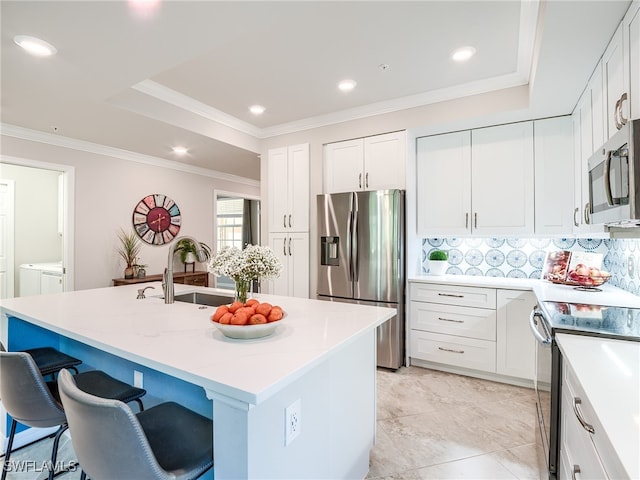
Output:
top-left (422, 237), bottom-right (640, 296)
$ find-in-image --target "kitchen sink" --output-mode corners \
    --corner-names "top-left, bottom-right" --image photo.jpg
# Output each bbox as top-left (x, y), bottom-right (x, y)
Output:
top-left (173, 292), bottom-right (233, 307)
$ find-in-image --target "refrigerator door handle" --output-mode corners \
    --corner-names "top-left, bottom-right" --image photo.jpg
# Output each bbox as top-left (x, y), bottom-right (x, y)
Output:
top-left (352, 208), bottom-right (359, 282)
top-left (346, 209), bottom-right (354, 281)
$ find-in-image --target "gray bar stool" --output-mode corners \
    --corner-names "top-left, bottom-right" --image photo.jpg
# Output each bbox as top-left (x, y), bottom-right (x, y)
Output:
top-left (0, 341), bottom-right (82, 378)
top-left (0, 350), bottom-right (146, 480)
top-left (58, 368), bottom-right (214, 480)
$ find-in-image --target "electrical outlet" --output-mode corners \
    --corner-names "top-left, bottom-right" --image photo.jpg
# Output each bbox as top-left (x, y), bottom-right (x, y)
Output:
top-left (134, 370), bottom-right (143, 388)
top-left (285, 399), bottom-right (301, 446)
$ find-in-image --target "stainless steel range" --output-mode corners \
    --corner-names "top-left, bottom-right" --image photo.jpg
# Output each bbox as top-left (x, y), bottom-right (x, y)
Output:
top-left (530, 301), bottom-right (640, 480)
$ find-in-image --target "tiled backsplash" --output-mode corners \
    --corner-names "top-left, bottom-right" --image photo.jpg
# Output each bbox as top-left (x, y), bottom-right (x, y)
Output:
top-left (422, 237), bottom-right (640, 296)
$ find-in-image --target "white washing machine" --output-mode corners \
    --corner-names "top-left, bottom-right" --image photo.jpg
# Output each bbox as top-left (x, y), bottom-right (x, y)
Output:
top-left (19, 262), bottom-right (63, 297)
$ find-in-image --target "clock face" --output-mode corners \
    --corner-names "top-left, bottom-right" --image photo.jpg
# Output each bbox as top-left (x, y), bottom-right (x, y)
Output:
top-left (133, 194), bottom-right (181, 245)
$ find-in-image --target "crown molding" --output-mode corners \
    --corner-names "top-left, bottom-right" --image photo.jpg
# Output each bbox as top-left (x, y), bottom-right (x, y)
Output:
top-left (132, 80), bottom-right (263, 138)
top-left (0, 123), bottom-right (260, 188)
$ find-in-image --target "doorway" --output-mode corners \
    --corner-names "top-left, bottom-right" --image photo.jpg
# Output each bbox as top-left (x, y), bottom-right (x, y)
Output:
top-left (0, 157), bottom-right (75, 297)
top-left (213, 190), bottom-right (261, 291)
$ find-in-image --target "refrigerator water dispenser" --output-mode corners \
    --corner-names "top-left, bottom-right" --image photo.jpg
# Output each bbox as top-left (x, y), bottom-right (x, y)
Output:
top-left (321, 236), bottom-right (340, 266)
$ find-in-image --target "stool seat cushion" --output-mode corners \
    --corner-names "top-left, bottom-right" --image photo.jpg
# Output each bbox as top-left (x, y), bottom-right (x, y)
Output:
top-left (23, 347), bottom-right (82, 376)
top-left (48, 371), bottom-right (146, 405)
top-left (137, 402), bottom-right (214, 479)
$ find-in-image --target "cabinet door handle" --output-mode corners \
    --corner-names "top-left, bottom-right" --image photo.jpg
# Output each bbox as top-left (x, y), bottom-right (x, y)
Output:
top-left (288, 214), bottom-right (292, 228)
top-left (465, 212), bottom-right (469, 229)
top-left (438, 317), bottom-right (464, 324)
top-left (615, 97), bottom-right (622, 130)
top-left (438, 346), bottom-right (464, 354)
top-left (283, 214), bottom-right (287, 229)
top-left (474, 212), bottom-right (478, 229)
top-left (571, 465), bottom-right (581, 480)
top-left (619, 92), bottom-right (628, 127)
top-left (438, 293), bottom-right (464, 298)
top-left (288, 237), bottom-right (292, 256)
top-left (359, 173), bottom-right (362, 189)
top-left (365, 172), bottom-right (369, 189)
top-left (584, 202), bottom-right (591, 225)
top-left (573, 207), bottom-right (579, 227)
top-left (572, 397), bottom-right (595, 434)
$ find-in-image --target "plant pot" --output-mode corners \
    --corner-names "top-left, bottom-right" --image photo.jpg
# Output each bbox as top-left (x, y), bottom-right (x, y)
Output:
top-left (184, 252), bottom-right (197, 264)
top-left (429, 260), bottom-right (448, 276)
top-left (124, 266), bottom-right (134, 279)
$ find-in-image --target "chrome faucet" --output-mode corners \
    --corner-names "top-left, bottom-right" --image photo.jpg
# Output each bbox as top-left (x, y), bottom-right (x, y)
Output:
top-left (163, 236), bottom-right (208, 304)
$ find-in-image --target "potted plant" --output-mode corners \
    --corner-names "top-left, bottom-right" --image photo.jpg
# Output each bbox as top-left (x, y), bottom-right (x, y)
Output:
top-left (174, 239), bottom-right (212, 264)
top-left (428, 249), bottom-right (448, 276)
top-left (117, 229), bottom-right (142, 279)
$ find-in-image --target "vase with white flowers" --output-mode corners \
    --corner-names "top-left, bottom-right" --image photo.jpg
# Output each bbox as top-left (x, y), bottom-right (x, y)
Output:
top-left (208, 244), bottom-right (282, 303)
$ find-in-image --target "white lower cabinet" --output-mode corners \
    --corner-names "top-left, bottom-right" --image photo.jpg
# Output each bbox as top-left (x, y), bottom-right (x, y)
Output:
top-left (496, 290), bottom-right (537, 380)
top-left (559, 359), bottom-right (624, 479)
top-left (409, 281), bottom-right (536, 385)
top-left (268, 232), bottom-right (309, 298)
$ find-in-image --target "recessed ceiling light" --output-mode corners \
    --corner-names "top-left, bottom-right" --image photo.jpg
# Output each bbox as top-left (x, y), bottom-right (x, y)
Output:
top-left (172, 146), bottom-right (188, 155)
top-left (249, 105), bottom-right (266, 115)
top-left (451, 46), bottom-right (476, 63)
top-left (14, 35), bottom-right (57, 57)
top-left (338, 79), bottom-right (357, 92)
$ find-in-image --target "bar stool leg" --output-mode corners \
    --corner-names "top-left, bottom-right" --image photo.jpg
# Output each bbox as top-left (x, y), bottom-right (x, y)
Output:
top-left (1, 419), bottom-right (17, 480)
top-left (47, 424), bottom-right (68, 480)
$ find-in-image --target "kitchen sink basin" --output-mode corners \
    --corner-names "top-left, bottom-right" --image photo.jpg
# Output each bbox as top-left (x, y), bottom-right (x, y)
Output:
top-left (173, 292), bottom-right (233, 307)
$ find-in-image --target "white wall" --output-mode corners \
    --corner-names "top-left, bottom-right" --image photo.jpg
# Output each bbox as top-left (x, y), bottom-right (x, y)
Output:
top-left (0, 136), bottom-right (260, 290)
top-left (0, 163), bottom-right (62, 289)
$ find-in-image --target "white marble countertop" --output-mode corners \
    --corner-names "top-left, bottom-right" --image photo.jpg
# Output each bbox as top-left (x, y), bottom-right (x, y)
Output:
top-left (556, 333), bottom-right (640, 480)
top-left (409, 274), bottom-right (640, 308)
top-left (0, 283), bottom-right (394, 405)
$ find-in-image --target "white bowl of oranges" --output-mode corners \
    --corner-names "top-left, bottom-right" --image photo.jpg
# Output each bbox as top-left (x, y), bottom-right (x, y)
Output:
top-left (210, 299), bottom-right (285, 339)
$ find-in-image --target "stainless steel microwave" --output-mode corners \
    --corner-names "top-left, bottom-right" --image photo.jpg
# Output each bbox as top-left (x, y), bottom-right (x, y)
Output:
top-left (588, 118), bottom-right (640, 226)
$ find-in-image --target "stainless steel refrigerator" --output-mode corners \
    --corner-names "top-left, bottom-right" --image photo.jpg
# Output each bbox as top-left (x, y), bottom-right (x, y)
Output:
top-left (316, 189), bottom-right (405, 369)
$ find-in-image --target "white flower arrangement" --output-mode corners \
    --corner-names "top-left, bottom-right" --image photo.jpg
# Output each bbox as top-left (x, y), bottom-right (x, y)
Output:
top-left (208, 244), bottom-right (282, 283)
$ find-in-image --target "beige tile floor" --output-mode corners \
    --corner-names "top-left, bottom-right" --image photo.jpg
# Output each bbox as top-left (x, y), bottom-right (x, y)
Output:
top-left (3, 366), bottom-right (540, 479)
top-left (368, 366), bottom-right (541, 480)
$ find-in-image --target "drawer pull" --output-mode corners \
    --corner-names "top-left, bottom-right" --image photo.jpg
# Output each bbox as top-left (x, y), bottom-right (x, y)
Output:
top-left (438, 346), bottom-right (464, 354)
top-left (438, 293), bottom-right (464, 298)
top-left (572, 465), bottom-right (581, 480)
top-left (572, 397), bottom-right (595, 434)
top-left (438, 317), bottom-right (464, 324)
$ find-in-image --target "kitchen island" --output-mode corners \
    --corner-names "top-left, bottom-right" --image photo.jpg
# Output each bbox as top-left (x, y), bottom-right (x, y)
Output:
top-left (0, 283), bottom-right (395, 479)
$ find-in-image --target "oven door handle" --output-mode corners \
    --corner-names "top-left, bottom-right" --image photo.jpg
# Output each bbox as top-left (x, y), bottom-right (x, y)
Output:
top-left (604, 149), bottom-right (616, 206)
top-left (529, 308), bottom-right (551, 345)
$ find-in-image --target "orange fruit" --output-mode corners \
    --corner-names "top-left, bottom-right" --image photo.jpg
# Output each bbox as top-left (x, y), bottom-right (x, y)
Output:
top-left (228, 301), bottom-right (244, 313)
top-left (219, 312), bottom-right (233, 324)
top-left (212, 305), bottom-right (229, 323)
top-left (255, 303), bottom-right (272, 316)
top-left (268, 309), bottom-right (283, 322)
top-left (249, 313), bottom-right (268, 325)
top-left (230, 312), bottom-right (249, 325)
top-left (245, 299), bottom-right (259, 307)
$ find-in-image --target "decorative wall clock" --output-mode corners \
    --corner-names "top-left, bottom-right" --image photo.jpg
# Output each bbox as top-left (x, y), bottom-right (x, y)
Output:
top-left (132, 194), bottom-right (182, 245)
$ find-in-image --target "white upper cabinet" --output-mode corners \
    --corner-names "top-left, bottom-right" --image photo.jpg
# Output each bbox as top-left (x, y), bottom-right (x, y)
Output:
top-left (323, 139), bottom-right (364, 194)
top-left (603, 24), bottom-right (627, 139)
top-left (417, 131), bottom-right (472, 236)
top-left (624, 0), bottom-right (640, 120)
top-left (417, 122), bottom-right (534, 236)
top-left (363, 131), bottom-right (407, 191)
top-left (534, 117), bottom-right (574, 235)
top-left (267, 143), bottom-right (309, 233)
top-left (324, 131), bottom-right (406, 193)
top-left (471, 121), bottom-right (534, 236)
